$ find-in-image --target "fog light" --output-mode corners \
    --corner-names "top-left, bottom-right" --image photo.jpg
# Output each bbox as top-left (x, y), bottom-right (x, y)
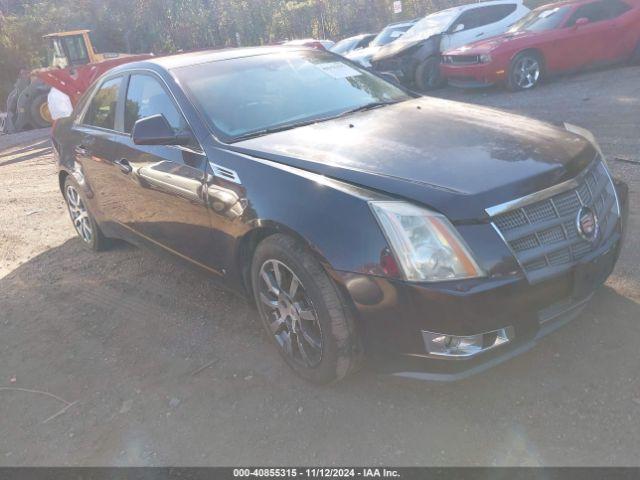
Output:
top-left (422, 327), bottom-right (514, 358)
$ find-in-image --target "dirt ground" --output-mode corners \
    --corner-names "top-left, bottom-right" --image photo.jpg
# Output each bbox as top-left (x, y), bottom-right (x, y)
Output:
top-left (1, 65), bottom-right (639, 466)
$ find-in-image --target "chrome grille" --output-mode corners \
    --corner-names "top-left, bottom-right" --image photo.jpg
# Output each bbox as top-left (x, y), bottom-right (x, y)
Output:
top-left (490, 159), bottom-right (619, 283)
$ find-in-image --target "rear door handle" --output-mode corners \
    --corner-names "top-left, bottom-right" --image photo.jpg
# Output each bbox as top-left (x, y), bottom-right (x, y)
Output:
top-left (114, 158), bottom-right (132, 174)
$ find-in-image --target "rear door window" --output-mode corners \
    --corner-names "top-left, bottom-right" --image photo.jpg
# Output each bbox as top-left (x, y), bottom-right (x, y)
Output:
top-left (82, 77), bottom-right (122, 131)
top-left (566, 1), bottom-right (610, 26)
top-left (605, 0), bottom-right (632, 18)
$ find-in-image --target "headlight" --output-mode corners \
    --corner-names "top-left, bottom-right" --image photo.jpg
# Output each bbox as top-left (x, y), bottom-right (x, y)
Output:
top-left (369, 201), bottom-right (484, 282)
top-left (479, 54), bottom-right (492, 63)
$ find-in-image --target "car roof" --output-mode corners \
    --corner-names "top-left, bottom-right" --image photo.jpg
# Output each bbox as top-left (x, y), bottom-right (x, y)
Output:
top-left (438, 0), bottom-right (524, 15)
top-left (108, 46), bottom-right (318, 73)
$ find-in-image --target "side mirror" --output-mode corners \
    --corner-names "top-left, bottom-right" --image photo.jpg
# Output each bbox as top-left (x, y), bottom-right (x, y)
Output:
top-left (132, 114), bottom-right (192, 146)
top-left (453, 23), bottom-right (465, 33)
top-left (574, 17), bottom-right (590, 28)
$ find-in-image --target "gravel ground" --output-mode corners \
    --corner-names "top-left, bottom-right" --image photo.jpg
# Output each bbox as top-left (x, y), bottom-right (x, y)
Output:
top-left (0, 65), bottom-right (639, 466)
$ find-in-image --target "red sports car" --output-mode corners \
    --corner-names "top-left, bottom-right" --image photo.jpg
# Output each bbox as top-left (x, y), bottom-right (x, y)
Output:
top-left (441, 0), bottom-right (640, 90)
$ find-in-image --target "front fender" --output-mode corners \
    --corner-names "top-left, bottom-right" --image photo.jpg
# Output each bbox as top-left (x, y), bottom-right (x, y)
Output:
top-left (210, 149), bottom-right (395, 291)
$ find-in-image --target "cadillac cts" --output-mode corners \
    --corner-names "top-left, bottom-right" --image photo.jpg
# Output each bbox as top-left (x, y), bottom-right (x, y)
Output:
top-left (53, 47), bottom-right (628, 384)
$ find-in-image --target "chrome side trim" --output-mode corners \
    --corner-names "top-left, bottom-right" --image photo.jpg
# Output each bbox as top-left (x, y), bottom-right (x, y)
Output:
top-left (485, 153), bottom-right (600, 218)
top-left (485, 177), bottom-right (580, 218)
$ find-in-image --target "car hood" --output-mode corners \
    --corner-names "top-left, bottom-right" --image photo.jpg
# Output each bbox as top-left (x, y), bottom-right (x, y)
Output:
top-left (231, 97), bottom-right (594, 222)
top-left (445, 31), bottom-right (538, 55)
top-left (372, 35), bottom-right (438, 61)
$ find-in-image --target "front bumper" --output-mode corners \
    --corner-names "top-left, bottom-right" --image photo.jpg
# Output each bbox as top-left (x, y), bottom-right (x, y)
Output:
top-left (441, 62), bottom-right (505, 89)
top-left (339, 180), bottom-right (628, 381)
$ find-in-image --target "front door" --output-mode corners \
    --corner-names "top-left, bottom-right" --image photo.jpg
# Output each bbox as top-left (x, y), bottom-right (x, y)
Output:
top-left (104, 73), bottom-right (221, 274)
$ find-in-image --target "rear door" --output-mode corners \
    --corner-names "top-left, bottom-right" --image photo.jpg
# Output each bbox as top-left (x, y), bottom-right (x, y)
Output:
top-left (442, 4), bottom-right (518, 50)
top-left (106, 72), bottom-right (221, 272)
top-left (71, 75), bottom-right (127, 222)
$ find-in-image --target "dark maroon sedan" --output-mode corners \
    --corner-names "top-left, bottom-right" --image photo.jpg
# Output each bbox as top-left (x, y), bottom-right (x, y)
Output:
top-left (53, 47), bottom-right (627, 383)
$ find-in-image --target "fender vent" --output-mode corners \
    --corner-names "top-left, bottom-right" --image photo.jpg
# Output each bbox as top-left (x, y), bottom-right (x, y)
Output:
top-left (210, 162), bottom-right (241, 184)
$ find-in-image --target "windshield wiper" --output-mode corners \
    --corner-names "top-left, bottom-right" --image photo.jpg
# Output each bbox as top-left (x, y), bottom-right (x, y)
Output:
top-left (231, 101), bottom-right (400, 142)
top-left (337, 100), bottom-right (400, 118)
top-left (232, 118), bottom-right (323, 142)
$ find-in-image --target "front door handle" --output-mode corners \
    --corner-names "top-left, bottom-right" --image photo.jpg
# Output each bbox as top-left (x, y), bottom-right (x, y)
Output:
top-left (114, 158), bottom-right (132, 174)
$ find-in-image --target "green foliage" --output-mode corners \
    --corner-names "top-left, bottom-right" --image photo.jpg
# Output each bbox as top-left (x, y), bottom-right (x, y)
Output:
top-left (0, 0), bottom-right (562, 105)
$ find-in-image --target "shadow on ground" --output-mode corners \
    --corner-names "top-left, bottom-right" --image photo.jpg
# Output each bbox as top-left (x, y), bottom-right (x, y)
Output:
top-left (1, 237), bottom-right (640, 466)
top-left (0, 139), bottom-right (51, 167)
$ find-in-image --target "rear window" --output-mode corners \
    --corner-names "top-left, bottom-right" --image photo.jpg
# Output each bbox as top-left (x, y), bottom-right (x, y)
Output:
top-left (82, 77), bottom-right (122, 130)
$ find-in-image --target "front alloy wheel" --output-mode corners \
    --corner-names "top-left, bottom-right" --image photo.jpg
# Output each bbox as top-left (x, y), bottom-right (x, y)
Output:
top-left (251, 234), bottom-right (362, 384)
top-left (508, 53), bottom-right (542, 90)
top-left (258, 259), bottom-right (323, 368)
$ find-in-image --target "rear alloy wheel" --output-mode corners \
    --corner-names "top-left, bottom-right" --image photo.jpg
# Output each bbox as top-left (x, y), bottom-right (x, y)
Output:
top-left (415, 56), bottom-right (445, 91)
top-left (64, 177), bottom-right (109, 251)
top-left (507, 52), bottom-right (542, 91)
top-left (251, 234), bottom-right (362, 384)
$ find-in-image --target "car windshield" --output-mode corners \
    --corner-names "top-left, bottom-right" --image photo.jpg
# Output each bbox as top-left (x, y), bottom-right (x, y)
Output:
top-left (509, 5), bottom-right (571, 33)
top-left (173, 50), bottom-right (410, 141)
top-left (331, 37), bottom-right (360, 54)
top-left (370, 25), bottom-right (413, 47)
top-left (401, 9), bottom-right (458, 41)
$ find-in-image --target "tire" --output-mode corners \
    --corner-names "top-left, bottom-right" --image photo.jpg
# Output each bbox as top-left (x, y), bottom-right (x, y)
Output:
top-left (63, 176), bottom-right (110, 252)
top-left (29, 92), bottom-right (53, 128)
top-left (507, 51), bottom-right (543, 91)
top-left (251, 234), bottom-right (363, 384)
top-left (414, 56), bottom-right (445, 91)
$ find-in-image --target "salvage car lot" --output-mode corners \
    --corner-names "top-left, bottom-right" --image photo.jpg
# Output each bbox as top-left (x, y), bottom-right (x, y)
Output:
top-left (1, 64), bottom-right (639, 466)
